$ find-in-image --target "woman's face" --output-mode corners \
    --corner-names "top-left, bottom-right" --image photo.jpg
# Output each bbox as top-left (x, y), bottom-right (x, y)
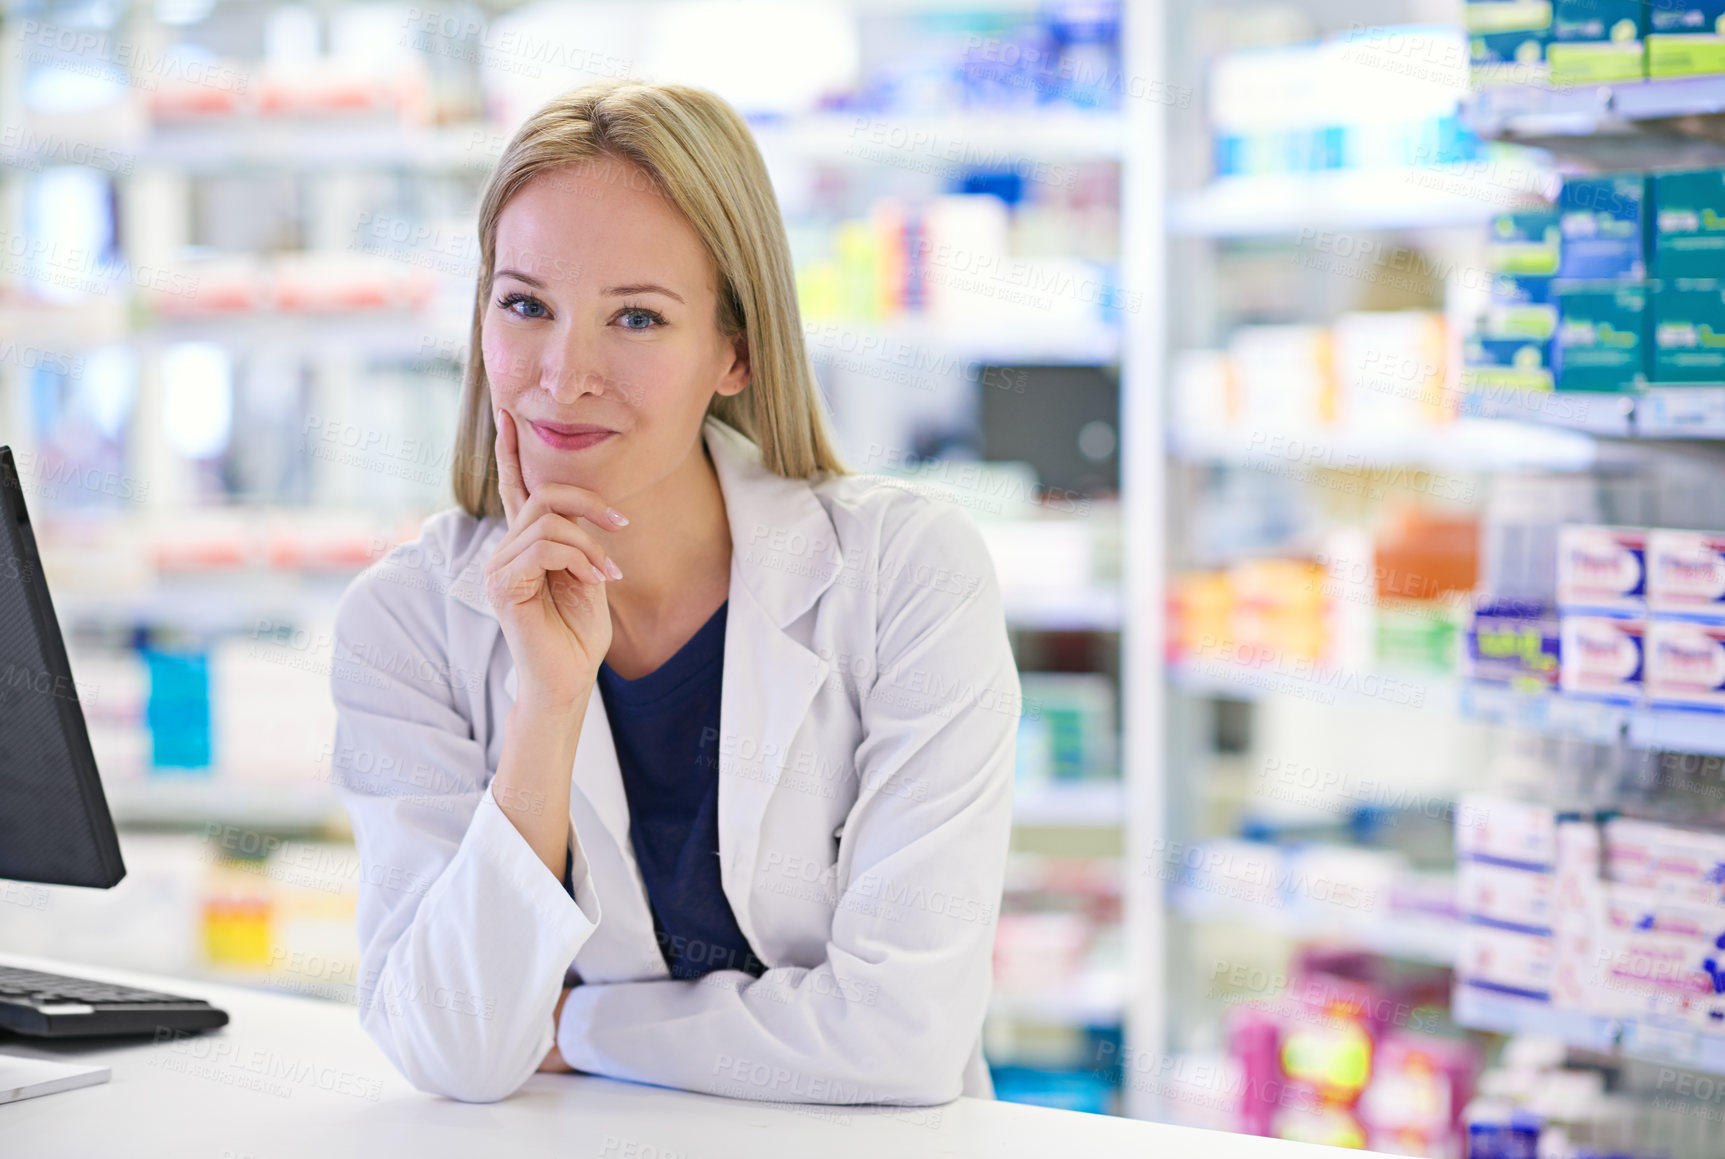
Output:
top-left (482, 155), bottom-right (748, 505)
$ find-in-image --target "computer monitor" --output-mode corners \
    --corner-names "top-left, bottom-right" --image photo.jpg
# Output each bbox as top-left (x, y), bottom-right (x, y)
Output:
top-left (0, 445), bottom-right (126, 890)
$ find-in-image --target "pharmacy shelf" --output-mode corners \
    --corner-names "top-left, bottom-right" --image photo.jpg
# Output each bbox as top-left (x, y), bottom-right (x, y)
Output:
top-left (750, 109), bottom-right (1125, 163)
top-left (1012, 780), bottom-right (1125, 828)
top-left (1167, 165), bottom-right (1551, 238)
top-left (1467, 75), bottom-right (1725, 140)
top-left (1173, 887), bottom-right (1457, 967)
top-left (1460, 682), bottom-right (1725, 757)
top-left (989, 970), bottom-right (1125, 1026)
top-left (1463, 387), bottom-right (1725, 439)
top-left (1170, 659), bottom-right (1458, 716)
top-left (1171, 418), bottom-right (1598, 473)
top-left (1003, 586), bottom-right (1122, 632)
top-left (1453, 985), bottom-right (1725, 1076)
top-left (103, 777), bottom-right (347, 834)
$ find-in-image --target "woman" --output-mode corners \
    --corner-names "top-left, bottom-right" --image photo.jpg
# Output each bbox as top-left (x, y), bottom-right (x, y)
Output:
top-left (328, 80), bottom-right (1022, 1106)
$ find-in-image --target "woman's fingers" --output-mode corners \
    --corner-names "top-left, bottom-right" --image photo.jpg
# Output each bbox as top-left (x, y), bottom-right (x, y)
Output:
top-left (512, 482), bottom-right (630, 543)
top-left (488, 510), bottom-right (620, 582)
top-left (494, 407), bottom-right (529, 528)
top-left (487, 540), bottom-right (608, 606)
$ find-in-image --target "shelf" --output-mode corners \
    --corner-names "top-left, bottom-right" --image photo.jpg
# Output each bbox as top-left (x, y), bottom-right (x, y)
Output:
top-left (104, 777), bottom-right (347, 833)
top-left (1170, 659), bottom-right (1458, 714)
top-left (1012, 780), bottom-right (1124, 828)
top-left (1168, 166), bottom-right (1551, 238)
top-left (1172, 419), bottom-right (1598, 473)
top-left (750, 109), bottom-right (1125, 164)
top-left (1453, 984), bottom-right (1725, 1076)
top-left (1003, 586), bottom-right (1122, 632)
top-left (1467, 76), bottom-right (1725, 140)
top-left (1460, 682), bottom-right (1725, 756)
top-left (1462, 388), bottom-right (1725, 439)
top-left (989, 971), bottom-right (1124, 1026)
top-left (1173, 887), bottom-right (1457, 967)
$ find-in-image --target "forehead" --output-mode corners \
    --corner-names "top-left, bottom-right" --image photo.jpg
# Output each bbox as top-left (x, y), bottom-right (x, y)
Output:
top-left (493, 156), bottom-right (713, 292)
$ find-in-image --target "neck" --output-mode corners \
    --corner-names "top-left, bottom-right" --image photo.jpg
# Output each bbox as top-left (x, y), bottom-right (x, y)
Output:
top-left (604, 433), bottom-right (731, 631)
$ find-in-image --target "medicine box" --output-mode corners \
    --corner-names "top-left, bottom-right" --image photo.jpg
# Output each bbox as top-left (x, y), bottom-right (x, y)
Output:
top-left (1465, 598), bottom-right (1561, 689)
top-left (1556, 525), bottom-right (1648, 613)
top-left (1549, 0), bottom-right (1646, 85)
top-left (1558, 174), bottom-right (1647, 280)
top-left (1463, 336), bottom-right (1554, 393)
top-left (1651, 169), bottom-right (1725, 280)
top-left (1647, 1), bottom-right (1725, 78)
top-left (1458, 923), bottom-right (1554, 999)
top-left (1457, 793), bottom-right (1557, 868)
top-left (1559, 614), bottom-right (1645, 703)
top-left (1487, 273), bottom-right (1558, 339)
top-left (1647, 529), bottom-right (1725, 618)
top-left (1646, 619), bottom-right (1725, 711)
top-left (1554, 281), bottom-right (1648, 391)
top-left (1650, 279), bottom-right (1725, 383)
top-left (1460, 858), bottom-right (1555, 931)
top-left (1468, 1), bottom-right (1553, 86)
top-left (1488, 209), bottom-right (1563, 275)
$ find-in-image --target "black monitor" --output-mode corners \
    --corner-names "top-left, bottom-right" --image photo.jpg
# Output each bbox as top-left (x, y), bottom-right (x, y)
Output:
top-left (0, 445), bottom-right (126, 889)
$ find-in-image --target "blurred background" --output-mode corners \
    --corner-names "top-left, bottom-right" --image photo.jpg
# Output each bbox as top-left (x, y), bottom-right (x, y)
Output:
top-left (6, 0), bottom-right (1725, 1154)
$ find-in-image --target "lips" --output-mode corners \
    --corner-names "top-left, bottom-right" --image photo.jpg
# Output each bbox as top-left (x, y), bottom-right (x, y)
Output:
top-left (528, 420), bottom-right (617, 452)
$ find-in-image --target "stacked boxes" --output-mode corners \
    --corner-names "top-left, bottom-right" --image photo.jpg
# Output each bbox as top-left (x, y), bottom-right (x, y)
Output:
top-left (1457, 793), bottom-right (1557, 1003)
top-left (1556, 175), bottom-right (1649, 393)
top-left (1470, 0), bottom-right (1725, 84)
top-left (1645, 529), bottom-right (1725, 710)
top-left (1466, 209), bottom-right (1562, 396)
top-left (1556, 525), bottom-right (1647, 703)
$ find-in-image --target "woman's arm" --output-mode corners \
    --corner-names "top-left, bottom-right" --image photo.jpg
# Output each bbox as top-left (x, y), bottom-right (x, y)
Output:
top-left (550, 499), bottom-right (1019, 1105)
top-left (330, 559), bottom-right (603, 1105)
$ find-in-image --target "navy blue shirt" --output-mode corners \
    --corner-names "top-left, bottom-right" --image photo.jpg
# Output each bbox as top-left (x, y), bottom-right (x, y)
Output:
top-left (580, 597), bottom-right (765, 981)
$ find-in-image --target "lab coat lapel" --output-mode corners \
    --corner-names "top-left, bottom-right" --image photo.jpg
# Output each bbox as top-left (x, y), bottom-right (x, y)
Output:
top-left (703, 416), bottom-right (841, 958)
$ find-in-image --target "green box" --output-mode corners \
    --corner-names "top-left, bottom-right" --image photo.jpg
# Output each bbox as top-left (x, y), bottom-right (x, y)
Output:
top-left (1647, 3), bottom-right (1725, 78)
top-left (1464, 335), bottom-right (1555, 393)
top-left (1651, 278), bottom-right (1725, 383)
top-left (1651, 169), bottom-right (1725, 280)
top-left (1554, 280), bottom-right (1647, 391)
top-left (1549, 0), bottom-right (1646, 85)
top-left (1489, 209), bottom-right (1563, 275)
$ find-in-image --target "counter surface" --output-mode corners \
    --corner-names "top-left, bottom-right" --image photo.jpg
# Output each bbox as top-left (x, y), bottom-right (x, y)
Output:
top-left (1, 951), bottom-right (1379, 1158)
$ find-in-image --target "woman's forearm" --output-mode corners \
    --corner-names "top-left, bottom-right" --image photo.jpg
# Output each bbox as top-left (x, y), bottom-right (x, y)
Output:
top-left (493, 688), bottom-right (592, 880)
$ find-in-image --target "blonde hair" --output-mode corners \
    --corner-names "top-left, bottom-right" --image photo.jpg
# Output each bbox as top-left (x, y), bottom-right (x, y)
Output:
top-left (452, 80), bottom-right (851, 520)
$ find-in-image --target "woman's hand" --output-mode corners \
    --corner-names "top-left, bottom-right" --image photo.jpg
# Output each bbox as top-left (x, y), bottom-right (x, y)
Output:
top-left (538, 985), bottom-right (577, 1073)
top-left (484, 407), bottom-right (625, 713)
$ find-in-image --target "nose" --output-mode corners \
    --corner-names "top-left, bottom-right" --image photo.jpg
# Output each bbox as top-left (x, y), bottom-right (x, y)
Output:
top-left (539, 326), bottom-right (608, 404)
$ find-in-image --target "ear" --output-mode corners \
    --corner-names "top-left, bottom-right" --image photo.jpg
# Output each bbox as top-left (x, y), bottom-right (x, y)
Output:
top-left (716, 329), bottom-right (750, 398)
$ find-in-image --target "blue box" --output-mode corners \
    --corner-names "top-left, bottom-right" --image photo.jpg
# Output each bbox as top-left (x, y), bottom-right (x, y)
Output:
top-left (1558, 174), bottom-right (1646, 280)
top-left (1549, 0), bottom-right (1646, 85)
top-left (1489, 209), bottom-right (1563, 275)
top-left (1488, 273), bottom-right (1559, 339)
top-left (1469, 1), bottom-right (1553, 86)
top-left (1465, 335), bottom-right (1555, 392)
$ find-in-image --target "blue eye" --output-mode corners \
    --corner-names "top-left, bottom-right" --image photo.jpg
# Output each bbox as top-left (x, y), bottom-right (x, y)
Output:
top-left (617, 307), bottom-right (665, 331)
top-left (496, 292), bottom-right (547, 319)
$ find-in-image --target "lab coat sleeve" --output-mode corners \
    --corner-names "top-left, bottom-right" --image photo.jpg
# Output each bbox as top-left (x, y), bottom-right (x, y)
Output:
top-left (554, 499), bottom-right (1019, 1105)
top-left (328, 564), bottom-right (602, 1103)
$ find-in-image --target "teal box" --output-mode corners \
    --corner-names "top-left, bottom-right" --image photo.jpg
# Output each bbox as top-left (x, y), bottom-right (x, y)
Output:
top-left (1554, 280), bottom-right (1648, 391)
top-left (1558, 174), bottom-right (1647, 280)
top-left (1549, 0), bottom-right (1645, 85)
top-left (1469, 2), bottom-right (1553, 84)
top-left (1651, 278), bottom-right (1725, 382)
top-left (1651, 168), bottom-right (1725, 280)
top-left (1489, 209), bottom-right (1563, 275)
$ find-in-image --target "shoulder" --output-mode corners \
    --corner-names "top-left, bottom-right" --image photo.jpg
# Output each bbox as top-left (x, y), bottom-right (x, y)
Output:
top-left (334, 506), bottom-right (496, 641)
top-left (812, 471), bottom-right (999, 606)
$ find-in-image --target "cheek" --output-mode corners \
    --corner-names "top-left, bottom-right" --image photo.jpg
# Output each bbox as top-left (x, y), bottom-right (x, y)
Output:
top-left (481, 321), bottom-right (532, 388)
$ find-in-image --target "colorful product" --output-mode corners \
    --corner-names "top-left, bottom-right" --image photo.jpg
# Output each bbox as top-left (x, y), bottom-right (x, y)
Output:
top-left (1558, 614), bottom-right (1645, 703)
top-left (1646, 618), bottom-right (1725, 711)
top-left (1556, 525), bottom-right (1648, 613)
top-left (1647, 529), bottom-right (1725, 618)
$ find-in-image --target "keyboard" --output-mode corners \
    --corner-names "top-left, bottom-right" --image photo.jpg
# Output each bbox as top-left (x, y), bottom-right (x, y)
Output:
top-left (0, 964), bottom-right (229, 1038)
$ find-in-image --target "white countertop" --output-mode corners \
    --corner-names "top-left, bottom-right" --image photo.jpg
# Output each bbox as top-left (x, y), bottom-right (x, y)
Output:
top-left (0, 952), bottom-right (1380, 1159)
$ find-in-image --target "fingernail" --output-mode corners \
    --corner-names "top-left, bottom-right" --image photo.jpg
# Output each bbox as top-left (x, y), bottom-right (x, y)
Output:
top-left (494, 407), bottom-right (502, 429)
top-left (607, 509), bottom-right (629, 525)
top-left (589, 565), bottom-right (607, 583)
top-left (605, 559), bottom-right (623, 580)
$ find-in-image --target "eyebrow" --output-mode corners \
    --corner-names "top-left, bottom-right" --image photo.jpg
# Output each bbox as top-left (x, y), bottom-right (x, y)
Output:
top-left (493, 269), bottom-right (685, 305)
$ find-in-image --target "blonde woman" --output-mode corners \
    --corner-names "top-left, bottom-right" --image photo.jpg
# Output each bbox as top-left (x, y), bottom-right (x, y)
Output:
top-left (328, 81), bottom-right (1022, 1106)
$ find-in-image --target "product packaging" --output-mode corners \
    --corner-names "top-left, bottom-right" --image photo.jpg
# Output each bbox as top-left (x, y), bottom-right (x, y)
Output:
top-left (1558, 614), bottom-right (1645, 703)
top-left (1557, 174), bottom-right (1647, 281)
top-left (1647, 528), bottom-right (1725, 618)
top-left (1651, 169), bottom-right (1725, 280)
top-left (1467, 1), bottom-right (1553, 87)
top-left (1556, 525), bottom-right (1648, 613)
top-left (1553, 281), bottom-right (1648, 392)
top-left (1548, 0), bottom-right (1646, 85)
top-left (1647, 0), bottom-right (1725, 78)
top-left (1650, 278), bottom-right (1725, 383)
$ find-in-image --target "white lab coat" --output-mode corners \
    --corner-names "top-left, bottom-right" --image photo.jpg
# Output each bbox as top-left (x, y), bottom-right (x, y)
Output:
top-left (328, 413), bottom-right (1022, 1105)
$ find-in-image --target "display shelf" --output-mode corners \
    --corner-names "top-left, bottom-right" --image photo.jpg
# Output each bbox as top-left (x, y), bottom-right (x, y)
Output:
top-left (989, 970), bottom-right (1124, 1026)
top-left (1171, 418), bottom-right (1597, 473)
top-left (1462, 388), bottom-right (1725, 439)
top-left (1453, 984), bottom-right (1725, 1076)
top-left (1012, 780), bottom-right (1125, 829)
top-left (1467, 76), bottom-right (1725, 139)
top-left (103, 777), bottom-right (347, 833)
top-left (1460, 682), bottom-right (1725, 756)
top-left (1172, 886), bottom-right (1457, 967)
top-left (1167, 165), bottom-right (1550, 238)
top-left (1170, 659), bottom-right (1458, 715)
top-left (1003, 586), bottom-right (1122, 632)
top-left (750, 109), bottom-right (1126, 164)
